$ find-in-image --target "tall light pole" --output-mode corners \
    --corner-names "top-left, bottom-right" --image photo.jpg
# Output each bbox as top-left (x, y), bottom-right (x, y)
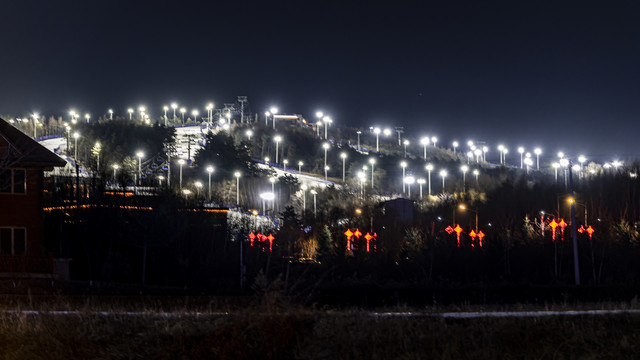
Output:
top-left (298, 161), bottom-right (303, 173)
top-left (283, 159), bottom-right (289, 172)
top-left (534, 148), bottom-right (542, 170)
top-left (323, 116), bottom-right (332, 140)
top-left (112, 164), bottom-right (119, 182)
top-left (310, 189), bottom-right (317, 218)
top-left (340, 153), bottom-right (347, 184)
top-left (578, 155), bottom-right (586, 178)
top-left (552, 162), bottom-right (559, 183)
top-left (461, 165), bottom-right (468, 190)
top-left (498, 144), bottom-right (505, 164)
top-left (473, 169), bottom-right (479, 186)
top-left (270, 106), bottom-right (278, 129)
top-left (322, 142), bottom-right (329, 179)
top-left (178, 159), bottom-right (185, 189)
top-left (356, 131), bottom-right (362, 152)
top-left (180, 108), bottom-right (186, 124)
top-left (439, 169), bottom-right (447, 194)
top-left (234, 171), bottom-right (241, 206)
top-left (274, 135), bottom-right (282, 164)
top-left (518, 147), bottom-right (524, 169)
top-left (163, 106), bottom-right (168, 125)
top-left (452, 141), bottom-right (459, 155)
top-left (315, 111), bottom-right (323, 136)
top-left (31, 113), bottom-right (38, 138)
top-left (420, 137), bottom-right (429, 161)
top-left (85, 113), bottom-right (90, 123)
top-left (400, 161), bottom-right (407, 193)
top-left (431, 136), bottom-right (438, 147)
top-left (136, 151), bottom-right (144, 185)
top-left (171, 103), bottom-right (177, 121)
top-left (301, 184), bottom-right (307, 217)
top-left (417, 178), bottom-right (426, 199)
top-left (191, 109), bottom-right (199, 123)
top-left (206, 103), bottom-right (214, 126)
top-left (127, 108), bottom-right (133, 120)
top-left (94, 142), bottom-right (101, 173)
top-left (108, 109), bottom-right (113, 120)
top-left (73, 132), bottom-right (80, 161)
top-left (403, 139), bottom-right (410, 158)
top-left (374, 127), bottom-right (381, 152)
top-left (206, 166), bottom-right (214, 200)
top-left (246, 130), bottom-right (253, 142)
top-left (195, 181), bottom-right (203, 197)
top-left (369, 158), bottom-right (376, 189)
top-left (426, 163), bottom-right (433, 195)
top-left (357, 171), bottom-right (366, 201)
top-left (405, 176), bottom-right (415, 198)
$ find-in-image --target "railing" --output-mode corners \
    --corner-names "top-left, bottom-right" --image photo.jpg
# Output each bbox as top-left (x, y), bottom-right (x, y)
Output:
top-left (0, 255), bottom-right (53, 273)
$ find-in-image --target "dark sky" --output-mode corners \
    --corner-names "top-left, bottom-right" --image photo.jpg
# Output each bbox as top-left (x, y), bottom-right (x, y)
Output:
top-left (2, 1), bottom-right (640, 161)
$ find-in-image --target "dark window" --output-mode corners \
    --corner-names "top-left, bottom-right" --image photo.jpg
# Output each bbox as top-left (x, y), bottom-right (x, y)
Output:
top-left (0, 228), bottom-right (11, 254)
top-left (13, 229), bottom-right (25, 255)
top-left (0, 170), bottom-right (10, 193)
top-left (0, 169), bottom-right (26, 194)
top-left (13, 169), bottom-right (25, 194)
top-left (0, 228), bottom-right (27, 255)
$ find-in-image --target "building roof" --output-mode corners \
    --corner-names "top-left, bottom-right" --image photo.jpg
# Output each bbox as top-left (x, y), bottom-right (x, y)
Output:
top-left (0, 117), bottom-right (66, 168)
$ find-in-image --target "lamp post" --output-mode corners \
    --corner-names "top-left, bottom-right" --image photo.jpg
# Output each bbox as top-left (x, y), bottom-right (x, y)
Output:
top-left (374, 127), bottom-right (381, 152)
top-left (578, 155), bottom-right (586, 178)
top-left (162, 106), bottom-right (168, 125)
top-left (518, 147), bottom-right (524, 169)
top-left (356, 131), bottom-right (361, 152)
top-left (191, 109), bottom-right (199, 123)
top-left (323, 116), bottom-right (332, 140)
top-left (73, 132), bottom-right (80, 161)
top-left (246, 130), bottom-right (253, 141)
top-left (421, 137), bottom-right (429, 161)
top-left (180, 108), bottom-right (186, 124)
top-left (112, 164), bottom-right (119, 182)
top-left (108, 109), bottom-right (113, 120)
top-left (452, 141), bottom-right (459, 155)
top-left (234, 171), bottom-right (241, 206)
top-left (401, 161), bottom-right (407, 193)
top-left (426, 163), bottom-right (433, 195)
top-left (403, 139), bottom-right (410, 158)
top-left (534, 148), bottom-right (542, 170)
top-left (195, 181), bottom-right (203, 197)
top-left (206, 103), bottom-right (214, 126)
top-left (94, 142), bottom-right (101, 173)
top-left (310, 189), bottom-right (317, 218)
top-left (127, 108), bottom-right (133, 120)
top-left (459, 204), bottom-right (478, 231)
top-left (283, 159), bottom-right (288, 172)
top-left (298, 161), bottom-right (303, 173)
top-left (498, 144), bottom-right (505, 164)
top-left (405, 176), bottom-right (415, 198)
top-left (260, 192), bottom-right (275, 215)
top-left (552, 162), bottom-right (559, 183)
top-left (31, 113), bottom-right (39, 138)
top-left (473, 169), bottom-right (479, 186)
top-left (524, 157), bottom-right (533, 174)
top-left (439, 169), bottom-right (447, 194)
top-left (136, 151), bottom-right (144, 185)
top-left (461, 165), bottom-right (468, 190)
top-left (274, 135), bottom-right (282, 164)
top-left (178, 159), bottom-right (185, 189)
top-left (417, 178), bottom-right (426, 199)
top-left (315, 111), bottom-right (323, 135)
top-left (171, 103), bottom-right (177, 120)
top-left (340, 153), bottom-right (347, 184)
top-left (206, 166), bottom-right (214, 200)
top-left (369, 158), bottom-right (376, 189)
top-left (322, 142), bottom-right (329, 178)
top-left (431, 136), bottom-right (438, 147)
top-left (357, 171), bottom-right (366, 201)
top-left (270, 107), bottom-right (279, 129)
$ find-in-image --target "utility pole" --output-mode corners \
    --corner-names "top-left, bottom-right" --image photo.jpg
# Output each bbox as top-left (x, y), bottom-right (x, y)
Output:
top-left (238, 96), bottom-right (247, 124)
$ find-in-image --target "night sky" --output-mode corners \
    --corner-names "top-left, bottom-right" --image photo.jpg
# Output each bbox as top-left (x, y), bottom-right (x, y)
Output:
top-left (2, 1), bottom-right (640, 161)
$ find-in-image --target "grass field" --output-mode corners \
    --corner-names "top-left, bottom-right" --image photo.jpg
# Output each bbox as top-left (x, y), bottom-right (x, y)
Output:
top-left (1, 296), bottom-right (640, 359)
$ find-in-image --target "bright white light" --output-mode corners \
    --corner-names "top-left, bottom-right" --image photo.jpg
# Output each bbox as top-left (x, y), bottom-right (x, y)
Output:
top-left (404, 176), bottom-right (415, 184)
top-left (383, 128), bottom-right (391, 136)
top-left (373, 127), bottom-right (381, 135)
top-left (206, 166), bottom-right (214, 173)
top-left (559, 158), bottom-right (569, 167)
top-left (270, 107), bottom-right (278, 114)
top-left (316, 111), bottom-right (323, 118)
top-left (426, 163), bottom-right (434, 171)
top-left (534, 148), bottom-right (542, 155)
top-left (518, 147), bottom-right (524, 154)
top-left (439, 169), bottom-right (447, 177)
top-left (461, 165), bottom-right (468, 172)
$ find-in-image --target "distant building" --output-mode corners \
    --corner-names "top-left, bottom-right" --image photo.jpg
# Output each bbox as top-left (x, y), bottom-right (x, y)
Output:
top-left (384, 198), bottom-right (414, 224)
top-left (0, 118), bottom-right (66, 273)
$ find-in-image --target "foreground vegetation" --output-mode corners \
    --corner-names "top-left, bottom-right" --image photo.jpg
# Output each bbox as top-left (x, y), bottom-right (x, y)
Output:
top-left (1, 302), bottom-right (639, 359)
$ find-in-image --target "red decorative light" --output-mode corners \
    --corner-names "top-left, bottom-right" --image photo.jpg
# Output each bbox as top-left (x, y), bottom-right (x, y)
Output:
top-left (267, 233), bottom-right (275, 252)
top-left (578, 225), bottom-right (585, 234)
top-left (445, 226), bottom-right (454, 234)
top-left (248, 232), bottom-right (256, 247)
top-left (354, 229), bottom-right (362, 238)
top-left (345, 229), bottom-right (353, 250)
top-left (469, 229), bottom-right (477, 247)
top-left (549, 219), bottom-right (558, 242)
top-left (364, 232), bottom-right (374, 252)
top-left (558, 219), bottom-right (567, 241)
top-left (586, 225), bottom-right (595, 239)
top-left (454, 225), bottom-right (463, 247)
top-left (477, 231), bottom-right (485, 247)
